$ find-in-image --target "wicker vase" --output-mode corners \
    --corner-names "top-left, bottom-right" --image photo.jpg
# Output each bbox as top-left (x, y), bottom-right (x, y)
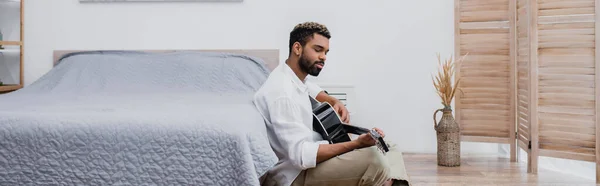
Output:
top-left (433, 106), bottom-right (460, 167)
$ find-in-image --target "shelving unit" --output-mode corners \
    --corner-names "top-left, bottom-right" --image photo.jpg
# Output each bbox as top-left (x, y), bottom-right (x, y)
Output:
top-left (0, 0), bottom-right (23, 93)
top-left (0, 48), bottom-right (20, 53)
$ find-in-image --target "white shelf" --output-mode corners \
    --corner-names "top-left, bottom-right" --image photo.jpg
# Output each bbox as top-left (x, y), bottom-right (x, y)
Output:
top-left (0, 48), bottom-right (19, 53)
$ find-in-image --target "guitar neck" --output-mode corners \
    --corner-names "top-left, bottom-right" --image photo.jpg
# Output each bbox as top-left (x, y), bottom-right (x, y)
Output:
top-left (341, 124), bottom-right (370, 135)
top-left (342, 124), bottom-right (390, 153)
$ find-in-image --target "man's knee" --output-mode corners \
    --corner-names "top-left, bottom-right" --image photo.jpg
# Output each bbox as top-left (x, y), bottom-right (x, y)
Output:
top-left (372, 147), bottom-right (389, 165)
top-left (373, 147), bottom-right (391, 175)
top-left (360, 147), bottom-right (391, 185)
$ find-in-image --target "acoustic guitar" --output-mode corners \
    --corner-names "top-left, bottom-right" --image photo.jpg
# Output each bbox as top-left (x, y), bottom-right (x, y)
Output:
top-left (309, 96), bottom-right (389, 154)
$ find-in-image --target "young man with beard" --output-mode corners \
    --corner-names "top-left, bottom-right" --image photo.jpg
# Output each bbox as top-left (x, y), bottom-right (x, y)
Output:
top-left (254, 22), bottom-right (395, 186)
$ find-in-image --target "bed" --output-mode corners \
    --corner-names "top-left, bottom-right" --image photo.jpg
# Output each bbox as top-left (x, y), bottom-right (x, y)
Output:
top-left (0, 49), bottom-right (280, 185)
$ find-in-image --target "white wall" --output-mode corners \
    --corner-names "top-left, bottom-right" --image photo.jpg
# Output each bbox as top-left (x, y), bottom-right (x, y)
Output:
top-left (0, 1), bottom-right (21, 85)
top-left (22, 0), bottom-right (502, 154)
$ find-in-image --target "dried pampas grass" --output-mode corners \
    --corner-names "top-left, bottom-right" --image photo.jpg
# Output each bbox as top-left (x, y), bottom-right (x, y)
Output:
top-left (433, 53), bottom-right (465, 108)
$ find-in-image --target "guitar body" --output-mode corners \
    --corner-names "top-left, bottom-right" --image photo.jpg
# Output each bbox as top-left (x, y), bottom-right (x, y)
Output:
top-left (310, 96), bottom-right (389, 153)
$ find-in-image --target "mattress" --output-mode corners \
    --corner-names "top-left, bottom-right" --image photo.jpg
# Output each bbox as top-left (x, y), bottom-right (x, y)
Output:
top-left (0, 51), bottom-right (278, 185)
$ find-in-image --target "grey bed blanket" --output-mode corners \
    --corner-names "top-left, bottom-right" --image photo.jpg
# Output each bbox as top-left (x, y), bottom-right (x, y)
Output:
top-left (0, 51), bottom-right (278, 185)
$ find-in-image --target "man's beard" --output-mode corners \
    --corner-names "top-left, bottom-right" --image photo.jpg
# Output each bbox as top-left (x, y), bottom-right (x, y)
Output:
top-left (299, 54), bottom-right (324, 77)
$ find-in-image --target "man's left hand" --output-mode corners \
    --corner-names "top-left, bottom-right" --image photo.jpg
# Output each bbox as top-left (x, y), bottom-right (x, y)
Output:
top-left (332, 101), bottom-right (350, 124)
top-left (315, 91), bottom-right (351, 123)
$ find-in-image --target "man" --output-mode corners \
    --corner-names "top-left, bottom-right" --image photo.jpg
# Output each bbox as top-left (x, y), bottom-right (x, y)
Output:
top-left (254, 22), bottom-right (394, 186)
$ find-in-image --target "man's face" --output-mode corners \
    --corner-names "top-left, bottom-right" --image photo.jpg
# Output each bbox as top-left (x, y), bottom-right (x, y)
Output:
top-left (298, 34), bottom-right (329, 77)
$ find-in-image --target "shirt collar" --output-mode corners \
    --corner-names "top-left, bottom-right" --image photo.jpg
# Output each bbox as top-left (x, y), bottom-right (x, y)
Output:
top-left (282, 63), bottom-right (308, 93)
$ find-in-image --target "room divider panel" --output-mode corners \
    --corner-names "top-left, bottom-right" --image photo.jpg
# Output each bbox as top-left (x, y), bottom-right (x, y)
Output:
top-left (454, 0), bottom-right (518, 162)
top-left (456, 0), bottom-right (600, 182)
top-left (516, 0), bottom-right (537, 173)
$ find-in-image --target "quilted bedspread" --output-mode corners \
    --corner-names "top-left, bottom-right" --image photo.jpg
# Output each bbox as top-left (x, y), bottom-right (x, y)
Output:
top-left (0, 51), bottom-right (278, 185)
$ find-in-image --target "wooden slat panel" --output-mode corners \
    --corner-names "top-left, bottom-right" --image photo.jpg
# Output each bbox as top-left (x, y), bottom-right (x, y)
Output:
top-left (516, 0), bottom-right (531, 160)
top-left (461, 28), bottom-right (510, 34)
top-left (457, 54), bottom-right (509, 61)
top-left (460, 136), bottom-right (511, 143)
top-left (539, 92), bottom-right (595, 101)
top-left (518, 139), bottom-right (530, 152)
top-left (539, 74), bottom-right (595, 81)
top-left (461, 97), bottom-right (509, 105)
top-left (538, 0), bottom-right (594, 10)
top-left (461, 109), bottom-right (510, 117)
top-left (539, 99), bottom-right (595, 109)
top-left (461, 0), bottom-right (509, 6)
top-left (461, 92), bottom-right (509, 99)
top-left (595, 0), bottom-right (600, 182)
top-left (539, 130), bottom-right (596, 142)
top-left (539, 112), bottom-right (596, 125)
top-left (538, 22), bottom-right (594, 30)
top-left (461, 4), bottom-right (509, 12)
top-left (461, 103), bottom-right (511, 110)
top-left (462, 126), bottom-right (511, 137)
top-left (538, 14), bottom-right (595, 24)
top-left (539, 143), bottom-right (595, 156)
top-left (462, 130), bottom-right (509, 138)
top-left (460, 79), bottom-right (509, 88)
top-left (529, 0), bottom-right (541, 174)
top-left (460, 22), bottom-right (510, 29)
top-left (539, 7), bottom-right (595, 16)
top-left (461, 113), bottom-right (509, 121)
top-left (538, 79), bottom-right (595, 87)
top-left (539, 48), bottom-right (595, 55)
top-left (539, 149), bottom-right (595, 162)
top-left (460, 70), bottom-right (510, 77)
top-left (538, 15), bottom-right (595, 49)
top-left (462, 131), bottom-right (510, 138)
top-left (461, 11), bottom-right (509, 22)
top-left (518, 133), bottom-right (530, 145)
top-left (540, 137), bottom-right (595, 148)
top-left (461, 121), bottom-right (511, 130)
top-left (533, 0), bottom-right (598, 172)
top-left (540, 123), bottom-right (595, 135)
top-left (457, 0), bottom-right (515, 162)
top-left (539, 35), bottom-right (595, 43)
top-left (461, 33), bottom-right (510, 41)
top-left (539, 28), bottom-right (595, 36)
top-left (538, 106), bottom-right (595, 116)
top-left (461, 63), bottom-right (510, 70)
top-left (518, 124), bottom-right (530, 139)
top-left (461, 87), bottom-right (509, 93)
top-left (518, 109), bottom-right (528, 122)
top-left (538, 68), bottom-right (595, 75)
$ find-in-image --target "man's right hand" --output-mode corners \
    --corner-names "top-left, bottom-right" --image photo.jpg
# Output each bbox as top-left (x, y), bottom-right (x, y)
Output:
top-left (355, 133), bottom-right (376, 148)
top-left (316, 128), bottom-right (386, 164)
top-left (355, 127), bottom-right (385, 149)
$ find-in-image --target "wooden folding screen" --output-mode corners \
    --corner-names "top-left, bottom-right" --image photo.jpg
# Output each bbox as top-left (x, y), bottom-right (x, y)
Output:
top-left (456, 0), bottom-right (600, 181)
top-left (516, 0), bottom-right (600, 176)
top-left (454, 0), bottom-right (518, 162)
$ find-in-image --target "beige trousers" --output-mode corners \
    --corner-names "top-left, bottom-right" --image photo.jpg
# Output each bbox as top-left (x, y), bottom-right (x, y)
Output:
top-left (290, 146), bottom-right (391, 186)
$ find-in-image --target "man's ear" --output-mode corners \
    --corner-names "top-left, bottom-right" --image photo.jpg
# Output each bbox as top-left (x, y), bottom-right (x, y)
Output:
top-left (293, 42), bottom-right (303, 56)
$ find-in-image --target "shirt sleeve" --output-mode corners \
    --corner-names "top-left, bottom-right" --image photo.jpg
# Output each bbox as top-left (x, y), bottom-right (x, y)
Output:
top-left (267, 96), bottom-right (321, 170)
top-left (306, 81), bottom-right (324, 99)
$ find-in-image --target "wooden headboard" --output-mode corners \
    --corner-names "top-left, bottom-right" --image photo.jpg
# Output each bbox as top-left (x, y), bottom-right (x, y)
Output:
top-left (53, 49), bottom-right (280, 71)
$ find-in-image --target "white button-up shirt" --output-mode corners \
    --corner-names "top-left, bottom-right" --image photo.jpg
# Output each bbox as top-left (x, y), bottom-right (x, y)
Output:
top-left (253, 63), bottom-right (328, 186)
